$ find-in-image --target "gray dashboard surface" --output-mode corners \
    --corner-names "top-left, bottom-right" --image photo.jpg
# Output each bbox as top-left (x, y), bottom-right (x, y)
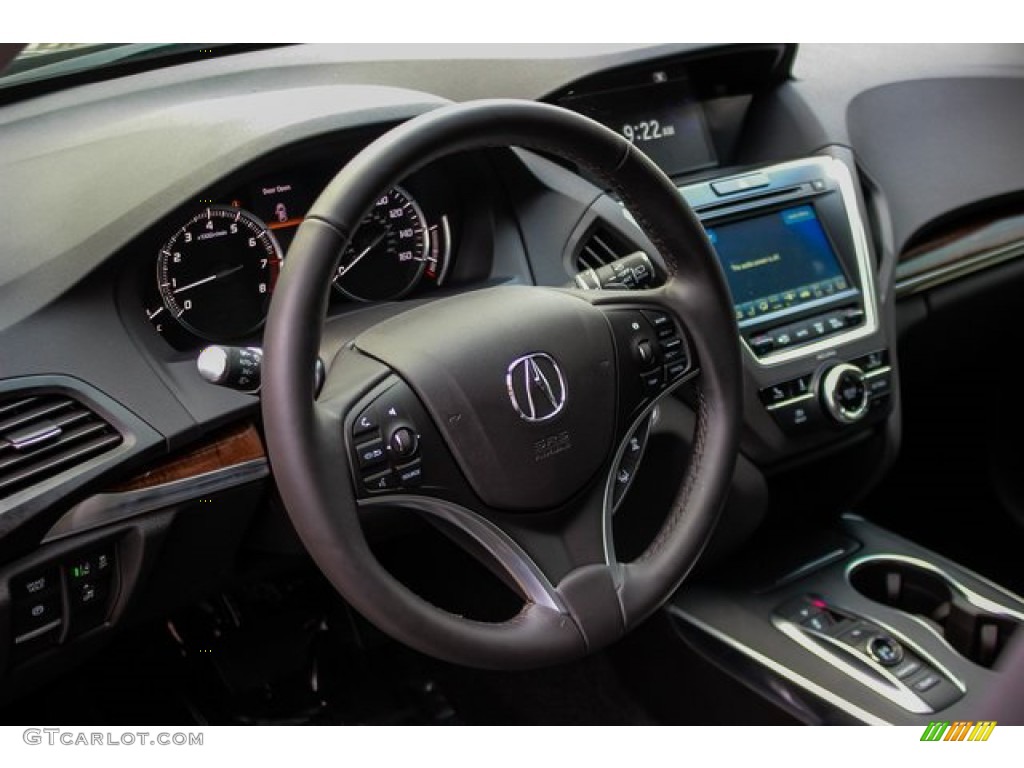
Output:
top-left (3, 43), bottom-right (1023, 331)
top-left (847, 77), bottom-right (1024, 254)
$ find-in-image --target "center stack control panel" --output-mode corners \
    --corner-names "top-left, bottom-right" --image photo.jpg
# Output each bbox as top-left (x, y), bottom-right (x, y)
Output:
top-left (680, 156), bottom-right (894, 444)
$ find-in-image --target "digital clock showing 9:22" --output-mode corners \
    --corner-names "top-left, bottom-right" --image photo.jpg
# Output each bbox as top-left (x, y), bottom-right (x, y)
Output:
top-left (621, 119), bottom-right (676, 143)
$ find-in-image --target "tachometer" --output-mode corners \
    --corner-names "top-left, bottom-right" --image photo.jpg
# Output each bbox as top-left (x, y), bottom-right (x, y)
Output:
top-left (156, 206), bottom-right (282, 340)
top-left (332, 186), bottom-right (429, 302)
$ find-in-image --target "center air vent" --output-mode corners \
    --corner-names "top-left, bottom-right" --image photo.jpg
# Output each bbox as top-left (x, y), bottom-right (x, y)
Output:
top-left (575, 226), bottom-right (637, 273)
top-left (0, 393), bottom-right (123, 500)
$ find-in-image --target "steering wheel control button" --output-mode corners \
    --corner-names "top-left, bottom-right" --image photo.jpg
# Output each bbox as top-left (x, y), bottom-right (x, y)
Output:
top-left (665, 360), bottom-right (688, 382)
top-left (364, 470), bottom-right (399, 492)
top-left (634, 339), bottom-right (655, 368)
top-left (822, 363), bottom-right (869, 424)
top-left (642, 310), bottom-right (674, 338)
top-left (353, 408), bottom-right (379, 438)
top-left (641, 369), bottom-right (664, 396)
top-left (867, 635), bottom-right (904, 667)
top-left (356, 439), bottom-right (387, 469)
top-left (659, 335), bottom-right (683, 354)
top-left (397, 461), bottom-right (423, 488)
top-left (387, 426), bottom-right (419, 459)
top-left (610, 415), bottom-right (652, 511)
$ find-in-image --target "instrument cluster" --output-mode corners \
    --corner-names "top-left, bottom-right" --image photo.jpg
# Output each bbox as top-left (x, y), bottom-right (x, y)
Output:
top-left (143, 154), bottom-right (457, 349)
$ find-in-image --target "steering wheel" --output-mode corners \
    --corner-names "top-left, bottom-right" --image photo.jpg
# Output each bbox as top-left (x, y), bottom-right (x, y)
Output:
top-left (261, 100), bottom-right (742, 669)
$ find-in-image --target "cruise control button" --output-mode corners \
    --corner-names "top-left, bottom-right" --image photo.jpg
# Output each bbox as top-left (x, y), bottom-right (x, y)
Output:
top-left (642, 311), bottom-right (673, 335)
top-left (355, 439), bottom-right (387, 469)
top-left (665, 361), bottom-right (688, 382)
top-left (662, 347), bottom-right (685, 365)
top-left (659, 336), bottom-right (683, 354)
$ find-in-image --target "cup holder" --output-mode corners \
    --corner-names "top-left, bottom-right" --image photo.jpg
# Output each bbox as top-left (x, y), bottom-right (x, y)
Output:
top-left (849, 558), bottom-right (1020, 668)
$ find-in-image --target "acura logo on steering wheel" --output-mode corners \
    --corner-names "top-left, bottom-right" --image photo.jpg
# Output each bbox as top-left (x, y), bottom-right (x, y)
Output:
top-left (505, 353), bottom-right (568, 423)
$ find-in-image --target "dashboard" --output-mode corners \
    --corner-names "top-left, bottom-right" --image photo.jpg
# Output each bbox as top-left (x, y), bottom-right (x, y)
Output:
top-left (2, 43), bottom-right (1024, 717)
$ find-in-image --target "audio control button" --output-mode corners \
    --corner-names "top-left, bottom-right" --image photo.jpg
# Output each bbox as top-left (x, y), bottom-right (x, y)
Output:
top-left (821, 363), bottom-right (869, 424)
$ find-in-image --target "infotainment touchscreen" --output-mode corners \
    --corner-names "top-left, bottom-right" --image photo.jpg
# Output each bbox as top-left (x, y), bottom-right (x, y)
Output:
top-left (705, 205), bottom-right (853, 325)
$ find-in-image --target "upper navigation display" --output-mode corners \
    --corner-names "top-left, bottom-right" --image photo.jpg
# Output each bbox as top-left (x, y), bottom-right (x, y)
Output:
top-left (562, 78), bottom-right (717, 176)
top-left (705, 205), bottom-right (853, 324)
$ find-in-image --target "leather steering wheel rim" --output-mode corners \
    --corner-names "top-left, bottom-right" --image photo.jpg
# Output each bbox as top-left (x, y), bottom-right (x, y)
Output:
top-left (262, 99), bottom-right (742, 669)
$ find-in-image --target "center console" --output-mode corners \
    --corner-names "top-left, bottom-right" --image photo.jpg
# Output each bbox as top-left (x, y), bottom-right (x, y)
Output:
top-left (669, 515), bottom-right (1024, 724)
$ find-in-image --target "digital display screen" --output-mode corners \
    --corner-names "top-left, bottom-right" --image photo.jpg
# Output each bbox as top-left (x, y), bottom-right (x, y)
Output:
top-left (562, 79), bottom-right (717, 176)
top-left (242, 171), bottom-right (327, 253)
top-left (705, 205), bottom-right (852, 324)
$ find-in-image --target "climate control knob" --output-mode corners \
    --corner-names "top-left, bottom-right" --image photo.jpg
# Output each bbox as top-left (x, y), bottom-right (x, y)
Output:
top-left (821, 363), bottom-right (869, 424)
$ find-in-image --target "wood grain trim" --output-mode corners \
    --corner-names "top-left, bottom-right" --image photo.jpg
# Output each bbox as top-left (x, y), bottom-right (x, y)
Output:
top-left (109, 422), bottom-right (265, 493)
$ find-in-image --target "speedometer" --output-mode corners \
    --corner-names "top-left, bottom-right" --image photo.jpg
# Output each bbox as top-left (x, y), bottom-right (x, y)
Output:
top-left (332, 186), bottom-right (429, 302)
top-left (156, 206), bottom-right (282, 340)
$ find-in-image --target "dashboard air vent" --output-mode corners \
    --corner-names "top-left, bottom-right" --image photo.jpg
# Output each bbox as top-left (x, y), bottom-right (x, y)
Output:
top-left (0, 393), bottom-right (122, 500)
top-left (575, 226), bottom-right (636, 273)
